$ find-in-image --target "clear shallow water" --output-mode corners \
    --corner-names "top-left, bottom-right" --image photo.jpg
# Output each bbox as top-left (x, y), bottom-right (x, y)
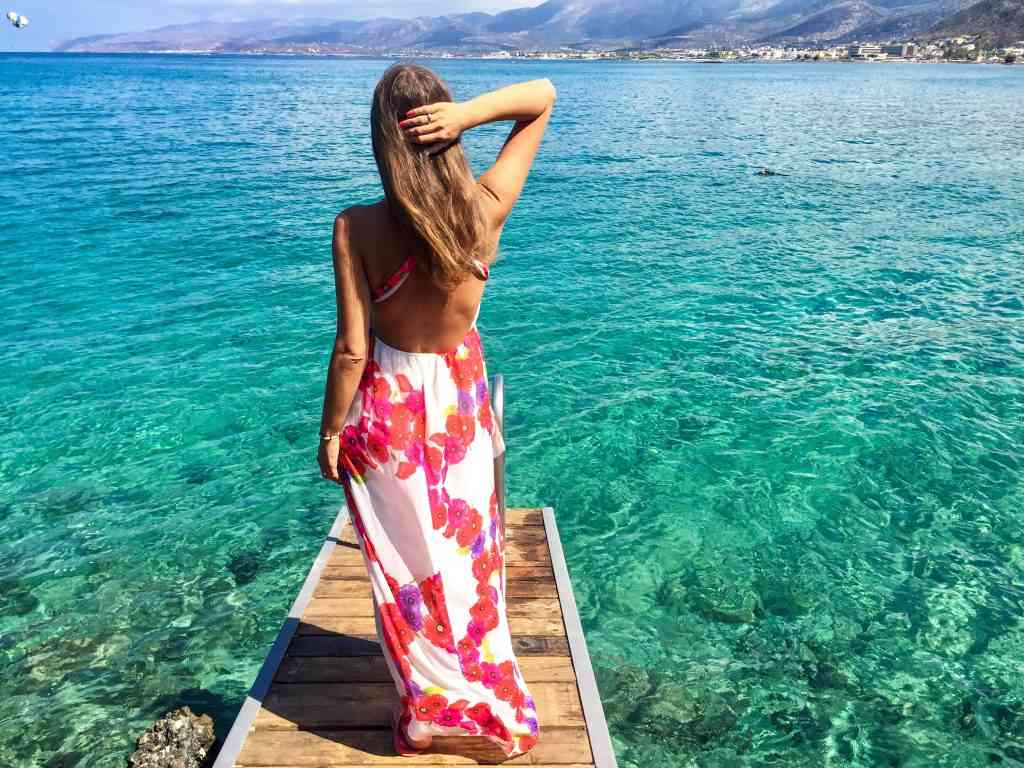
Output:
top-left (1, 53), bottom-right (1023, 767)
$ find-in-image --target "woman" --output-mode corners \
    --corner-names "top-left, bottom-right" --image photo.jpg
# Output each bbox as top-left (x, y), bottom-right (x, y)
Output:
top-left (316, 63), bottom-right (555, 758)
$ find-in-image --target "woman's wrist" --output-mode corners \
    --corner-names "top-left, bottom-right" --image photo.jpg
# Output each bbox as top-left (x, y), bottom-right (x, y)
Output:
top-left (457, 100), bottom-right (483, 133)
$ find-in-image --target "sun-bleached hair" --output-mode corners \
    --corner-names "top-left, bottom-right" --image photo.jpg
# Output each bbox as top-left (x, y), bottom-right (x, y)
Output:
top-left (371, 63), bottom-right (489, 290)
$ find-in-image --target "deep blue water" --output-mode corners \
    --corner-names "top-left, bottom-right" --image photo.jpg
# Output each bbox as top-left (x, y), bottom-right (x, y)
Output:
top-left (1, 53), bottom-right (1023, 767)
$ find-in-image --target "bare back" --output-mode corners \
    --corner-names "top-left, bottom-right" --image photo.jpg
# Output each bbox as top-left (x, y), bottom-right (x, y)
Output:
top-left (347, 194), bottom-right (503, 354)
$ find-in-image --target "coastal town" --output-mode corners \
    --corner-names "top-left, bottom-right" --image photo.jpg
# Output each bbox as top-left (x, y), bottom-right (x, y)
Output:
top-left (466, 36), bottom-right (1024, 64)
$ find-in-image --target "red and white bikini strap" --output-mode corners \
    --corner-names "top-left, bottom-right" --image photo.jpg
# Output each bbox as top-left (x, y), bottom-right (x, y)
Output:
top-left (472, 258), bottom-right (490, 281)
top-left (371, 255), bottom-right (416, 304)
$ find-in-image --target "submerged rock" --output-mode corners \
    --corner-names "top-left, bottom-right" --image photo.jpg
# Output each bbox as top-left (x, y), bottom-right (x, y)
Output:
top-left (128, 707), bottom-right (214, 768)
top-left (594, 660), bottom-right (652, 723)
top-left (665, 556), bottom-right (762, 625)
top-left (631, 677), bottom-right (739, 744)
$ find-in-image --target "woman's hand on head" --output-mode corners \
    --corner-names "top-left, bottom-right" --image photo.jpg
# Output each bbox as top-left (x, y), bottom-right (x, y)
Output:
top-left (399, 102), bottom-right (467, 148)
top-left (318, 439), bottom-right (343, 485)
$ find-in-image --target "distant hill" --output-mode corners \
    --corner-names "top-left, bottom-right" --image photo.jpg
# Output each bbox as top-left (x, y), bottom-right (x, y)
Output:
top-left (930, 0), bottom-right (1024, 43)
top-left (53, 0), bottom-right (1003, 53)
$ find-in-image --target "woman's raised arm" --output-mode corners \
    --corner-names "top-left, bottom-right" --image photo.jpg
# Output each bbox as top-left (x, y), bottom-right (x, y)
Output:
top-left (401, 78), bottom-right (556, 224)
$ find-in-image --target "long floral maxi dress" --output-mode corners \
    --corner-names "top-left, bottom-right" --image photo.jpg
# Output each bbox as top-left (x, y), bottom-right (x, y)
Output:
top-left (337, 326), bottom-right (540, 757)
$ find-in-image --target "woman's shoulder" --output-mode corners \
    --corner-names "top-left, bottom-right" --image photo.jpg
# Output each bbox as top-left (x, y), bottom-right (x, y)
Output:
top-left (335, 200), bottom-right (387, 233)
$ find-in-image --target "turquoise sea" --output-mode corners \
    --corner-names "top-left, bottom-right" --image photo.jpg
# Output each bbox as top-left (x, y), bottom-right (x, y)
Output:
top-left (2, 53), bottom-right (1023, 767)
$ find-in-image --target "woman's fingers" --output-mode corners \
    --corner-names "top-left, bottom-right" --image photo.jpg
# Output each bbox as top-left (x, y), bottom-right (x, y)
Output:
top-left (415, 130), bottom-right (447, 144)
top-left (405, 104), bottom-right (435, 118)
top-left (398, 114), bottom-right (431, 129)
top-left (404, 122), bottom-right (436, 137)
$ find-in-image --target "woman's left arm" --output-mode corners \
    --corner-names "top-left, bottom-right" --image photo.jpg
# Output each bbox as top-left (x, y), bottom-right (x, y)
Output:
top-left (318, 210), bottom-right (371, 484)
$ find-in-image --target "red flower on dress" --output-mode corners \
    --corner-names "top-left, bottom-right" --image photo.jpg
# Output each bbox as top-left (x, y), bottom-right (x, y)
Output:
top-left (472, 551), bottom-right (495, 583)
top-left (479, 396), bottom-right (493, 434)
top-left (465, 703), bottom-right (493, 725)
top-left (463, 662), bottom-right (483, 682)
top-left (389, 403), bottom-right (417, 451)
top-left (340, 424), bottom-right (376, 478)
top-left (482, 714), bottom-right (511, 742)
top-left (494, 677), bottom-right (518, 702)
top-left (413, 693), bottom-right (447, 721)
top-left (470, 597), bottom-right (498, 630)
top-left (431, 502), bottom-right (447, 530)
top-left (456, 509), bottom-right (483, 548)
top-left (518, 733), bottom-right (539, 753)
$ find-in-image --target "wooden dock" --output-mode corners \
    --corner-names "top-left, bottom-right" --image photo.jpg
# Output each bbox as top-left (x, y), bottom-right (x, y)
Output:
top-left (212, 506), bottom-right (617, 767)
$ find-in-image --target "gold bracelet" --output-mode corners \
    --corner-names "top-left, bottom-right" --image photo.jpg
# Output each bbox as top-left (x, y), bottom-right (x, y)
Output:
top-left (319, 431), bottom-right (341, 442)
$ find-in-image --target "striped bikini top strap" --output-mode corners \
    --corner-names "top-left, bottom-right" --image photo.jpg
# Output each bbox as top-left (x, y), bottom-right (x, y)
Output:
top-left (371, 255), bottom-right (416, 303)
top-left (472, 258), bottom-right (490, 281)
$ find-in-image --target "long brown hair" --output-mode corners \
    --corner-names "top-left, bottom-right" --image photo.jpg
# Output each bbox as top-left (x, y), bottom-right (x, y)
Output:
top-left (371, 63), bottom-right (489, 290)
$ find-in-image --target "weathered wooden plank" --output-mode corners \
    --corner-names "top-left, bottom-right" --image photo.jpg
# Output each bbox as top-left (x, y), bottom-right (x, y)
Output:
top-left (327, 542), bottom-right (551, 568)
top-left (302, 597), bottom-right (563, 620)
top-left (297, 615), bottom-right (566, 638)
top-left (275, 655), bottom-right (577, 684)
top-left (504, 526), bottom-right (549, 545)
top-left (505, 508), bottom-right (545, 527)
top-left (319, 564), bottom-right (555, 585)
top-left (237, 765), bottom-right (592, 768)
top-left (286, 634), bottom-right (571, 659)
top-left (235, 727), bottom-right (592, 766)
top-left (315, 577), bottom-right (557, 600)
top-left (254, 681), bottom-right (584, 730)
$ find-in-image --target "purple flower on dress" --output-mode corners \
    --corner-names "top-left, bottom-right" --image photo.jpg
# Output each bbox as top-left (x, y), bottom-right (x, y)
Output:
top-left (524, 696), bottom-right (535, 710)
top-left (457, 388), bottom-right (474, 415)
top-left (471, 532), bottom-right (485, 557)
top-left (526, 717), bottom-right (539, 735)
top-left (475, 378), bottom-right (487, 405)
top-left (486, 585), bottom-right (499, 603)
top-left (489, 516), bottom-right (497, 540)
top-left (406, 679), bottom-right (423, 699)
top-left (398, 584), bottom-right (423, 630)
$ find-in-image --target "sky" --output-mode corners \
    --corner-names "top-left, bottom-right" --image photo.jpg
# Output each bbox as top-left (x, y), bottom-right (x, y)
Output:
top-left (0, 0), bottom-right (535, 51)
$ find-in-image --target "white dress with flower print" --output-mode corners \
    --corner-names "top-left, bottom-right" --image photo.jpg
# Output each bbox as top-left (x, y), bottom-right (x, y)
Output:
top-left (338, 326), bottom-right (540, 757)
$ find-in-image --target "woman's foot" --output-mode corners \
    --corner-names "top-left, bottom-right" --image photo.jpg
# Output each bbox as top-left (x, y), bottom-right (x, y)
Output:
top-left (392, 705), bottom-right (432, 755)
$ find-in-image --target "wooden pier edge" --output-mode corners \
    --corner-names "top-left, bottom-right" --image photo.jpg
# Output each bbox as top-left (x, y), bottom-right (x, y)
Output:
top-left (211, 506), bottom-right (350, 768)
top-left (542, 507), bottom-right (617, 768)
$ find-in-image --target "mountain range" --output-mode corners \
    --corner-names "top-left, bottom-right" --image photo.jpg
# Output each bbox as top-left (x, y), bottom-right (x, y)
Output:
top-left (53, 0), bottom-right (1024, 53)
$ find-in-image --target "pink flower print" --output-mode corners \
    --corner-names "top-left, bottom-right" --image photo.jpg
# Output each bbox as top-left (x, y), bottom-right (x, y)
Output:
top-left (466, 620), bottom-right (486, 644)
top-left (405, 389), bottom-right (425, 414)
top-left (447, 498), bottom-right (469, 533)
top-left (480, 662), bottom-right (503, 688)
top-left (435, 707), bottom-right (463, 727)
top-left (406, 440), bottom-right (423, 467)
